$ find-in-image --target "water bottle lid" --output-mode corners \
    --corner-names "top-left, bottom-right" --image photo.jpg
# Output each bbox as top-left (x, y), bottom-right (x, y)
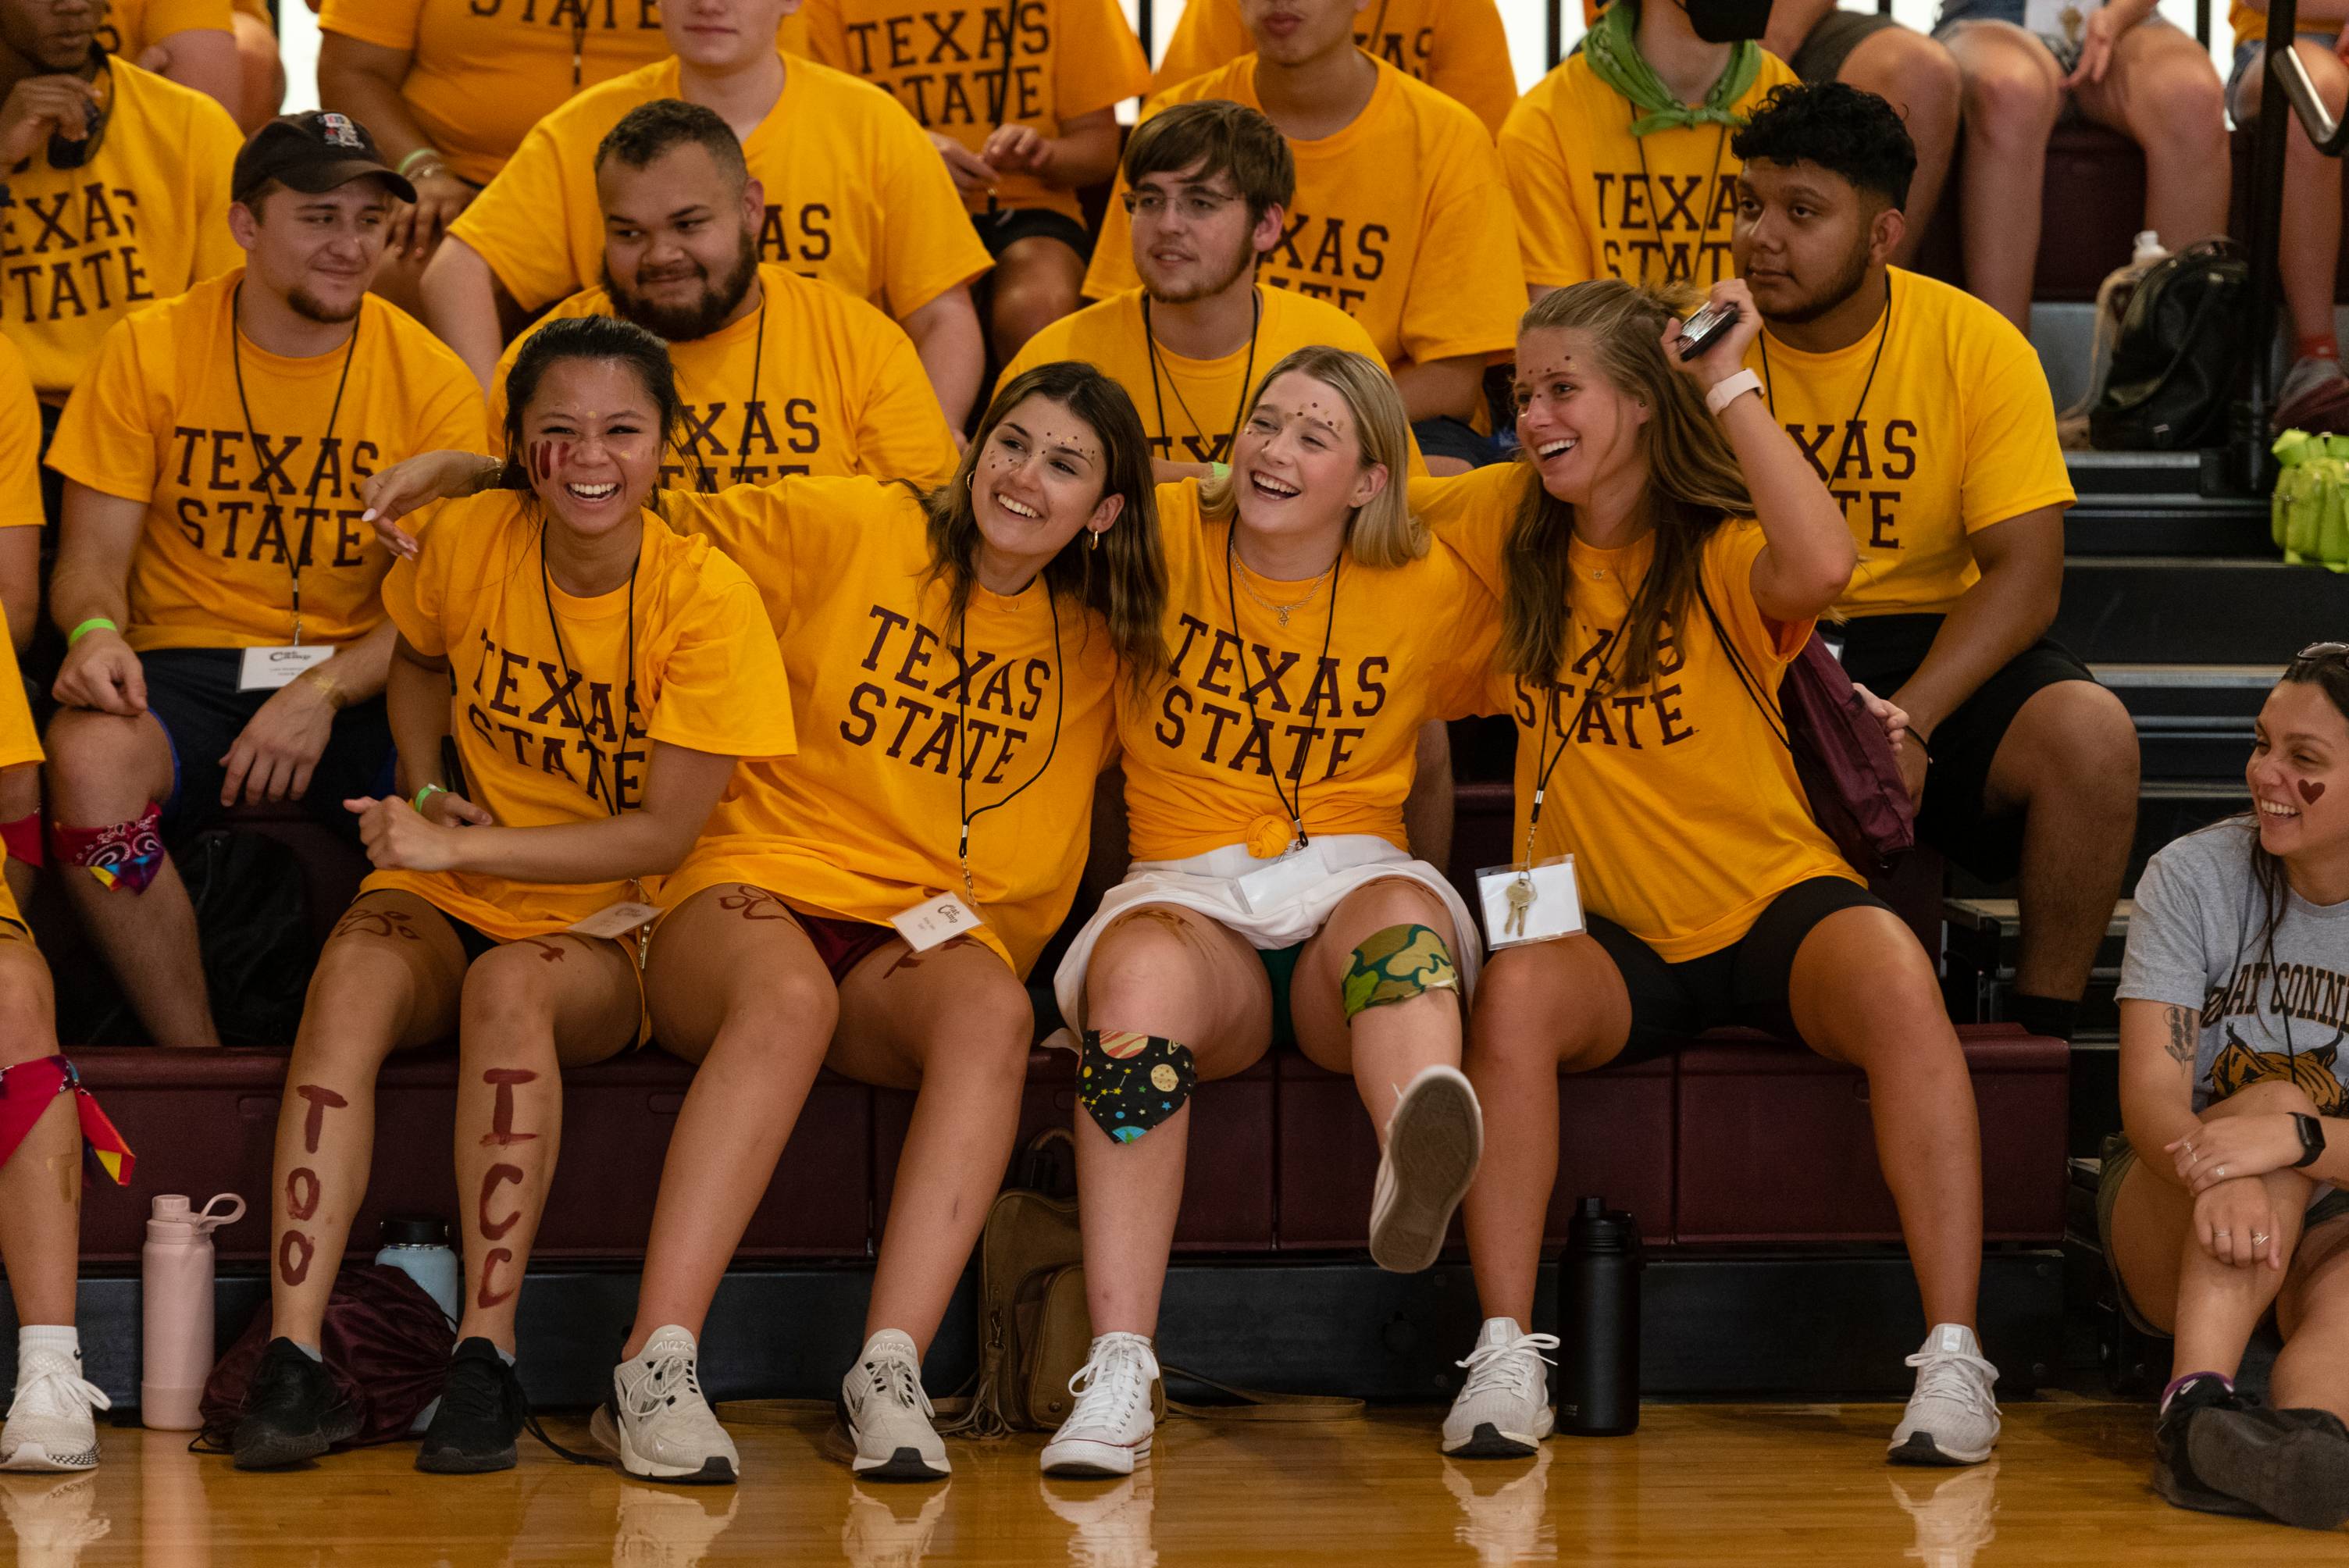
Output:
top-left (151, 1194), bottom-right (192, 1219)
top-left (380, 1216), bottom-right (447, 1248)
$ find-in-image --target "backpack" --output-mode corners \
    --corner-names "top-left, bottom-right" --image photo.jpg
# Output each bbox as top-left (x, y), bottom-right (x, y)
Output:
top-left (2088, 237), bottom-right (2249, 451)
top-left (196, 1264), bottom-right (455, 1453)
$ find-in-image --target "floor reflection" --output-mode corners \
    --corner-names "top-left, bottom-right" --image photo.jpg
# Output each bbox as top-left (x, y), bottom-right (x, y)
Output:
top-left (2, 1471), bottom-right (112, 1568)
top-left (840, 1480), bottom-right (948, 1568)
top-left (1042, 1470), bottom-right (1156, 1568)
top-left (1887, 1461), bottom-right (2000, 1568)
top-left (1444, 1447), bottom-right (1555, 1566)
top-left (611, 1479), bottom-right (738, 1568)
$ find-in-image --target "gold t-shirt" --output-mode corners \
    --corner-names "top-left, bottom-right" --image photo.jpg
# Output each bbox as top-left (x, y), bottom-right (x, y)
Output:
top-left (494, 264), bottom-right (958, 490)
top-left (800, 0), bottom-right (1150, 219)
top-left (0, 336), bottom-right (43, 534)
top-left (1414, 463), bottom-right (1859, 961)
top-left (652, 476), bottom-right (1120, 979)
top-left (1122, 479), bottom-right (1497, 863)
top-left (45, 270), bottom-right (487, 653)
top-left (448, 54), bottom-right (992, 323)
top-left (98, 0), bottom-right (233, 59)
top-left (370, 489), bottom-right (797, 941)
top-left (1152, 0), bottom-right (1519, 136)
top-left (1745, 269), bottom-right (2076, 618)
top-left (1499, 48), bottom-right (1799, 290)
top-left (0, 58), bottom-right (244, 404)
top-left (0, 621), bottom-right (38, 928)
top-left (1085, 58), bottom-right (1524, 377)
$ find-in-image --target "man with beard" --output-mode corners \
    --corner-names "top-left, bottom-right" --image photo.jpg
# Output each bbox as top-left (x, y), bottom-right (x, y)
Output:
top-left (490, 101), bottom-right (957, 491)
top-left (1733, 83), bottom-right (2135, 1050)
top-left (38, 112), bottom-right (484, 1050)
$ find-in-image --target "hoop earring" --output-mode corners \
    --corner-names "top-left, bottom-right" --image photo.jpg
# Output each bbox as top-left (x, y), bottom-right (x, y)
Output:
top-left (1087, 527), bottom-right (1100, 552)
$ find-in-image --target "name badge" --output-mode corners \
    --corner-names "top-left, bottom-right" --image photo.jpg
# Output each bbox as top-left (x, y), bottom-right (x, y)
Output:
top-left (890, 892), bottom-right (982, 952)
top-left (2021, 0), bottom-right (2091, 45)
top-left (1233, 841), bottom-right (1329, 914)
top-left (1477, 856), bottom-right (1584, 949)
top-left (237, 644), bottom-right (334, 691)
top-left (565, 900), bottom-right (662, 940)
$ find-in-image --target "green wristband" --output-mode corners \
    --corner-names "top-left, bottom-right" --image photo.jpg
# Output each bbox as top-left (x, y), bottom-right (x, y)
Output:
top-left (66, 617), bottom-right (118, 647)
top-left (412, 782), bottom-right (447, 814)
top-left (1210, 461), bottom-right (1232, 481)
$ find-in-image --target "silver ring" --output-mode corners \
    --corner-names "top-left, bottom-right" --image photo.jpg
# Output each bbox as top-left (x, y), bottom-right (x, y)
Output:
top-left (2216, 1165), bottom-right (2229, 1178)
top-left (2252, 1232), bottom-right (2272, 1245)
top-left (2215, 1230), bottom-right (2233, 1238)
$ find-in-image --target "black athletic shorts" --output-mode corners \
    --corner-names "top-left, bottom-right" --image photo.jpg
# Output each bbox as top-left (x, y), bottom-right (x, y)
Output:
top-left (1790, 8), bottom-right (1905, 82)
top-left (1589, 876), bottom-right (1890, 1063)
top-left (1411, 415), bottom-right (1506, 470)
top-left (972, 207), bottom-right (1093, 262)
top-left (142, 647), bottom-right (396, 842)
top-left (1830, 614), bottom-right (2098, 882)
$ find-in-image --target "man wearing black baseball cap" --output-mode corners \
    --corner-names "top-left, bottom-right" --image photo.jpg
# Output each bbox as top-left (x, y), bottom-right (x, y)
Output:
top-left (37, 105), bottom-right (483, 1070)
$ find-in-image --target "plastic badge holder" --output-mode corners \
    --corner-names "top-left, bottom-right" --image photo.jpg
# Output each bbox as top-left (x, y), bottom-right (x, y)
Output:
top-left (237, 644), bottom-right (334, 690)
top-left (890, 892), bottom-right (982, 952)
top-left (1234, 841), bottom-right (1329, 914)
top-left (1477, 854), bottom-right (1584, 949)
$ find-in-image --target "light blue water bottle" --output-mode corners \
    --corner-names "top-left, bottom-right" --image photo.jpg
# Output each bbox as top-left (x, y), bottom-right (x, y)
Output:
top-left (375, 1217), bottom-right (460, 1431)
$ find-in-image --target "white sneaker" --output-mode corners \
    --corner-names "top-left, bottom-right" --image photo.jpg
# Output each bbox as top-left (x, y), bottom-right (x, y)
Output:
top-left (1889, 1324), bottom-right (2001, 1466)
top-left (838, 1330), bottom-right (949, 1482)
top-left (611, 1482), bottom-right (740, 1568)
top-left (1039, 1333), bottom-right (1160, 1478)
top-left (1, 1344), bottom-right (109, 1473)
top-left (1888, 1462), bottom-right (2001, 1568)
top-left (1369, 1064), bottom-right (1483, 1273)
top-left (1442, 1318), bottom-right (1558, 1458)
top-left (590, 1325), bottom-right (740, 1485)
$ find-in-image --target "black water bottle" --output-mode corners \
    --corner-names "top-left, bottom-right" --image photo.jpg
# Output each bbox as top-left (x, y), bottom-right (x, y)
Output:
top-left (1556, 1197), bottom-right (1641, 1436)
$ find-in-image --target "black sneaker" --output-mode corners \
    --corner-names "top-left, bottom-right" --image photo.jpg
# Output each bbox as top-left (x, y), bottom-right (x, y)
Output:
top-left (231, 1338), bottom-right (361, 1470)
top-left (2188, 1402), bottom-right (2349, 1531)
top-left (415, 1338), bottom-right (526, 1474)
top-left (2152, 1377), bottom-right (2260, 1518)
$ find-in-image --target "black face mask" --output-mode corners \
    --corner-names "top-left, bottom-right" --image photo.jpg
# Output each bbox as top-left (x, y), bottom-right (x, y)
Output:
top-left (1684, 0), bottom-right (1773, 43)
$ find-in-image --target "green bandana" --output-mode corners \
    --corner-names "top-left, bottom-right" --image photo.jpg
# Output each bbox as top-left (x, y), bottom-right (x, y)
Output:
top-left (1582, 0), bottom-right (1760, 137)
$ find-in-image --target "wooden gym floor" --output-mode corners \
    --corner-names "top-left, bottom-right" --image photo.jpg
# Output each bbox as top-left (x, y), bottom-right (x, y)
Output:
top-left (5, 1395), bottom-right (2344, 1565)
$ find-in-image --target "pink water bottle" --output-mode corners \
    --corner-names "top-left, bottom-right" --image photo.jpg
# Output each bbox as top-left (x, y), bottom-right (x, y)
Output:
top-left (141, 1193), bottom-right (246, 1431)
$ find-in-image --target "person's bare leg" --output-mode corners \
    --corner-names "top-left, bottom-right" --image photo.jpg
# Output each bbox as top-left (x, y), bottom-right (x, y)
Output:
top-left (1940, 21), bottom-right (2065, 330)
top-left (987, 235), bottom-right (1086, 365)
top-left (1459, 937), bottom-right (1632, 1327)
top-left (43, 707), bottom-right (217, 1048)
top-left (1290, 877), bottom-right (1464, 1134)
top-left (269, 894), bottom-right (468, 1346)
top-left (1788, 906), bottom-right (1983, 1327)
top-left (2236, 44), bottom-right (2349, 362)
top-left (2274, 1216), bottom-right (2349, 1421)
top-left (1982, 681), bottom-right (2140, 1016)
top-left (629, 886), bottom-right (837, 1358)
top-left (2072, 21), bottom-right (2230, 250)
top-left (831, 935), bottom-right (1042, 1352)
top-left (0, 936), bottom-right (73, 1326)
top-left (1839, 27), bottom-right (1964, 266)
top-left (1075, 906), bottom-right (1272, 1338)
top-left (449, 934), bottom-right (640, 1353)
top-left (1, 762), bottom-right (37, 914)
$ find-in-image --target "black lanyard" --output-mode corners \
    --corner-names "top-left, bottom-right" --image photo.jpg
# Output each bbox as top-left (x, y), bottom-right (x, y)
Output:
top-left (538, 524), bottom-right (640, 818)
top-left (692, 290), bottom-right (767, 490)
top-left (1223, 524), bottom-right (1340, 850)
top-left (1627, 105), bottom-right (1729, 287)
top-left (954, 585), bottom-right (1065, 901)
top-left (229, 282), bottom-right (358, 648)
top-left (1520, 611), bottom-right (1625, 868)
top-left (1759, 273), bottom-right (1895, 465)
top-left (1145, 291), bottom-right (1259, 466)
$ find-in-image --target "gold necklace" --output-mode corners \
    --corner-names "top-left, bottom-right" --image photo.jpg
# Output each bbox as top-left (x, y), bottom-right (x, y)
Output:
top-left (1235, 560), bottom-right (1331, 626)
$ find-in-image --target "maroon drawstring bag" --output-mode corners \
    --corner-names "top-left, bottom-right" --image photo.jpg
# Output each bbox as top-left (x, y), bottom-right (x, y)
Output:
top-left (1695, 580), bottom-right (1916, 875)
top-left (195, 1263), bottom-right (454, 1452)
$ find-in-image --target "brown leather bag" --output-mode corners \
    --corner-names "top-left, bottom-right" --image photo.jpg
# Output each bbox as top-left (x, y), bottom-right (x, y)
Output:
top-left (947, 1130), bottom-right (1360, 1436)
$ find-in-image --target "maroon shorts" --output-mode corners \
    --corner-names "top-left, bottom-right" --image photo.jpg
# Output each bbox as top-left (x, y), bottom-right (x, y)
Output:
top-left (797, 911), bottom-right (900, 985)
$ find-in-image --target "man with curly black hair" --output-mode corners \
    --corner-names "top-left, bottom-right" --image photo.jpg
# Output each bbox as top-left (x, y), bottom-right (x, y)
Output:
top-left (1731, 82), bottom-right (2139, 1065)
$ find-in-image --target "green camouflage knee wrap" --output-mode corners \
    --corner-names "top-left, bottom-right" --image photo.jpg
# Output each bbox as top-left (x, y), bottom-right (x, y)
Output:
top-left (1342, 925), bottom-right (1460, 1018)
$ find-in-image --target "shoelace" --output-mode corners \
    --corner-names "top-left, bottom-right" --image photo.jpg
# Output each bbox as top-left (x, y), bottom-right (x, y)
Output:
top-left (9, 1356), bottom-right (110, 1422)
top-left (1455, 1332), bottom-right (1559, 1400)
top-left (626, 1343), bottom-right (704, 1420)
top-left (446, 1352), bottom-right (599, 1467)
top-left (865, 1350), bottom-right (934, 1418)
top-left (1063, 1334), bottom-right (1155, 1431)
top-left (1905, 1347), bottom-right (1999, 1417)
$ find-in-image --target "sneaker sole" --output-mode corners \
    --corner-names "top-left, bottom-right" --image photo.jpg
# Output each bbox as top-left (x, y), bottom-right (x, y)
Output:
top-left (414, 1443), bottom-right (519, 1475)
top-left (1370, 1068), bottom-right (1483, 1274)
top-left (2187, 1409), bottom-right (2349, 1531)
top-left (2154, 1456), bottom-right (2266, 1519)
top-left (1040, 1436), bottom-right (1151, 1478)
top-left (1442, 1420), bottom-right (1549, 1459)
top-left (588, 1404), bottom-right (738, 1487)
top-left (0, 1441), bottom-right (98, 1473)
top-left (232, 1406), bottom-right (362, 1472)
top-left (1887, 1430), bottom-right (1995, 1467)
top-left (851, 1443), bottom-right (952, 1483)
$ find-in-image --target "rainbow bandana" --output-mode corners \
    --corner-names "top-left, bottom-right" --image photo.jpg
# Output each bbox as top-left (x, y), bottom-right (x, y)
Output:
top-left (0, 1056), bottom-right (137, 1185)
top-left (54, 803), bottom-right (165, 893)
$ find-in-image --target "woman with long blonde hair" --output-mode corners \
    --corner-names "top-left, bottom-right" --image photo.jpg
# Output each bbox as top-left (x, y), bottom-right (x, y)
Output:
top-left (1415, 279), bottom-right (1998, 1467)
top-left (1039, 346), bottom-right (1501, 1478)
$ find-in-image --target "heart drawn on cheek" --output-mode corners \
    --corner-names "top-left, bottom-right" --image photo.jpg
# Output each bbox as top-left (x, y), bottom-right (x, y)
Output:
top-left (2298, 777), bottom-right (2327, 807)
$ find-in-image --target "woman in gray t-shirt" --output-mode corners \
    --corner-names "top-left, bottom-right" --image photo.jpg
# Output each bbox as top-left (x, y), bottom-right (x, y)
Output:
top-left (2105, 644), bottom-right (2349, 1530)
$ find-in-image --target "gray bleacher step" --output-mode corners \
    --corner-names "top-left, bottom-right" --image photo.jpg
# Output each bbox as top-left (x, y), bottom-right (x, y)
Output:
top-left (2062, 451), bottom-right (2272, 557)
top-left (2052, 558), bottom-right (2349, 664)
top-left (2097, 663), bottom-right (2277, 781)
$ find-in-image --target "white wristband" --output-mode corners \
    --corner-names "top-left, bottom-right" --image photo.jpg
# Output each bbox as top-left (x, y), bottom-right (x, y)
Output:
top-left (1704, 368), bottom-right (1763, 418)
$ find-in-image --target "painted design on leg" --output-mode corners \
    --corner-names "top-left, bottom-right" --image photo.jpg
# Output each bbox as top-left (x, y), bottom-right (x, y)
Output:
top-left (480, 1069), bottom-right (540, 1146)
top-left (53, 804), bottom-right (164, 893)
top-left (331, 905), bottom-right (422, 943)
top-left (883, 935), bottom-right (971, 977)
top-left (479, 1163), bottom-right (524, 1241)
top-left (518, 939), bottom-right (567, 963)
top-left (280, 1083), bottom-right (348, 1287)
top-left (294, 1084), bottom-right (348, 1154)
top-left (716, 884), bottom-right (791, 919)
top-left (1078, 1029), bottom-right (1196, 1143)
top-left (1342, 925), bottom-right (1460, 1019)
top-left (278, 1229), bottom-right (315, 1287)
top-left (476, 1247), bottom-right (516, 1309)
top-left (285, 1166), bottom-right (319, 1221)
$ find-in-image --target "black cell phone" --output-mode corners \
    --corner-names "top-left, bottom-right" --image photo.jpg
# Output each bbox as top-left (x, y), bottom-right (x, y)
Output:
top-left (45, 98), bottom-right (98, 170)
top-left (1678, 301), bottom-right (1740, 361)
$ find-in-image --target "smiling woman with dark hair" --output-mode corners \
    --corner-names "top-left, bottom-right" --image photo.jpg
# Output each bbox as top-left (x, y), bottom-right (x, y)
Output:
top-left (2103, 645), bottom-right (2349, 1532)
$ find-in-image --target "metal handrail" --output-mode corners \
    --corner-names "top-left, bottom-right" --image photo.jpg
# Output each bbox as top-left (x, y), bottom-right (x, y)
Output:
top-left (2233, 0), bottom-right (2335, 490)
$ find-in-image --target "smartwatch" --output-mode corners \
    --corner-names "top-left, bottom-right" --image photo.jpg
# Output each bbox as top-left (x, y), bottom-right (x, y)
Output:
top-left (2293, 1112), bottom-right (2327, 1169)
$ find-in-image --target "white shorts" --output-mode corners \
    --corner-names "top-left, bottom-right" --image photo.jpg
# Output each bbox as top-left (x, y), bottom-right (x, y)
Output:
top-left (1050, 834), bottom-right (1483, 1034)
